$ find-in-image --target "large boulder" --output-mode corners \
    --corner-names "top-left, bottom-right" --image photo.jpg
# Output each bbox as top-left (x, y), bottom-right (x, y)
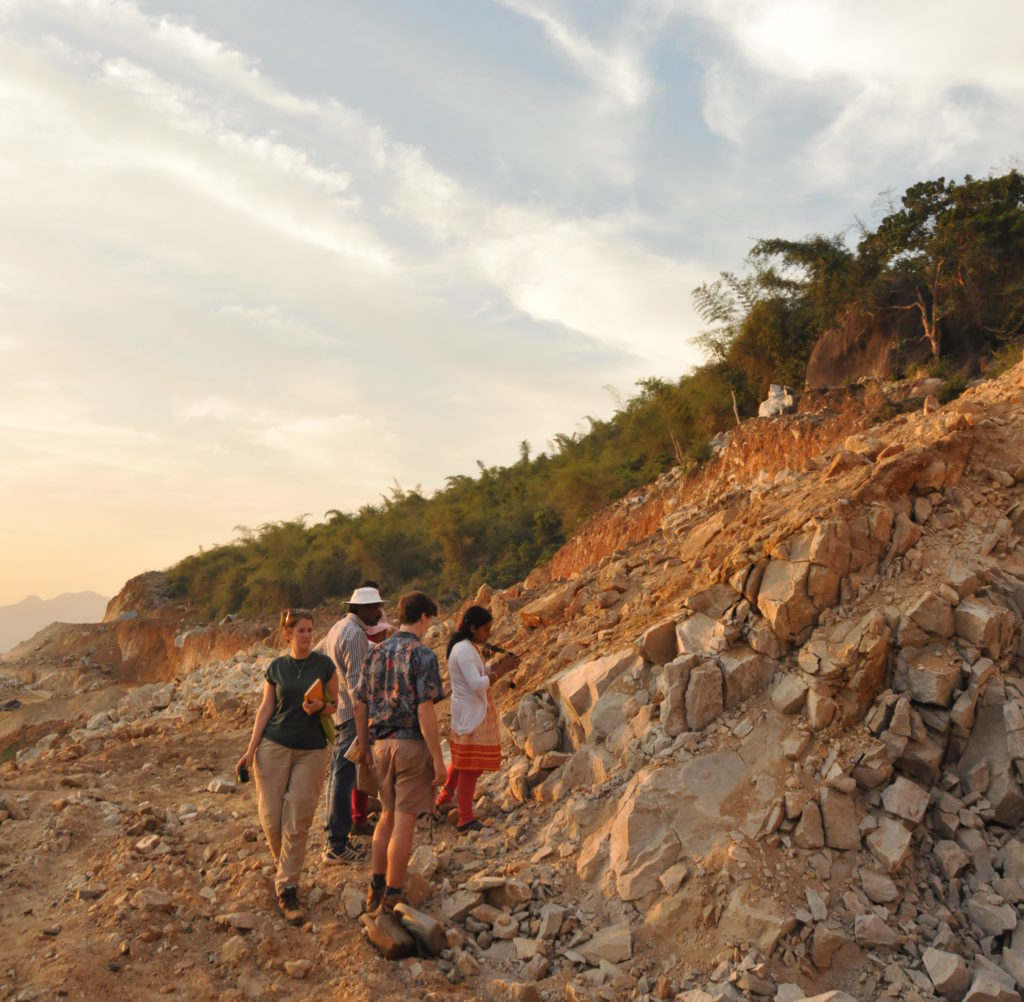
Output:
top-left (902, 646), bottom-right (964, 708)
top-left (717, 646), bottom-right (776, 710)
top-left (520, 581), bottom-right (581, 628)
top-left (954, 598), bottom-right (1018, 660)
top-left (637, 619), bottom-right (678, 665)
top-left (547, 649), bottom-right (638, 749)
top-left (685, 663), bottom-right (724, 731)
top-left (676, 612), bottom-right (735, 656)
top-left (959, 698), bottom-right (1024, 827)
top-left (757, 559), bottom-right (817, 643)
top-left (806, 304), bottom-right (923, 389)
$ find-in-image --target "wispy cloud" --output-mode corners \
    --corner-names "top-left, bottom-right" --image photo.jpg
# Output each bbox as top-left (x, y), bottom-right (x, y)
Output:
top-left (2, 0), bottom-right (1022, 604)
top-left (495, 0), bottom-right (652, 109)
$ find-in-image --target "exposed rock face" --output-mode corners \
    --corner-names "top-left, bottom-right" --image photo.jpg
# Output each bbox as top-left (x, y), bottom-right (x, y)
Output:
top-left (6, 361), bottom-right (1024, 1001)
top-left (805, 297), bottom-right (927, 389)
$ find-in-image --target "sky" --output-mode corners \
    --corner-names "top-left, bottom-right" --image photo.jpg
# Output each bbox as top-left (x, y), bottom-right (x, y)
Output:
top-left (1, 0), bottom-right (1022, 606)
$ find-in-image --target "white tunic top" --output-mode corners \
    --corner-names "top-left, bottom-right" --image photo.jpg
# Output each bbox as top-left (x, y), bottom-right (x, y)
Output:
top-left (448, 638), bottom-right (491, 736)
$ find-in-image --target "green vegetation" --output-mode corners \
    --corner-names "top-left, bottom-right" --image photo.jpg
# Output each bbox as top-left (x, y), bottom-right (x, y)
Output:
top-left (169, 375), bottom-right (719, 618)
top-left (170, 169), bottom-right (1024, 618)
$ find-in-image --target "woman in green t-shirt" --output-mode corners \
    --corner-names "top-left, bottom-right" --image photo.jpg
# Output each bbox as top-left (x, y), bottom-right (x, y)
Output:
top-left (237, 608), bottom-right (338, 925)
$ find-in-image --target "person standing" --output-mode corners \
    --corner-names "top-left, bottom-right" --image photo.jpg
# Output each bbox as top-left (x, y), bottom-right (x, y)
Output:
top-left (435, 606), bottom-right (519, 831)
top-left (353, 591), bottom-right (446, 915)
top-left (237, 609), bottom-right (337, 925)
top-left (315, 584), bottom-right (383, 863)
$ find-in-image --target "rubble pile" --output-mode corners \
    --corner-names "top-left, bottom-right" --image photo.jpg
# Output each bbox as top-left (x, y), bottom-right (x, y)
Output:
top-left (2, 359), bottom-right (1024, 1001)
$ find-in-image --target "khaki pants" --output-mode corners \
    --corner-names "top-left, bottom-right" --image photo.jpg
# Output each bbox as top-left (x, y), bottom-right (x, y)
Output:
top-left (254, 739), bottom-right (330, 894)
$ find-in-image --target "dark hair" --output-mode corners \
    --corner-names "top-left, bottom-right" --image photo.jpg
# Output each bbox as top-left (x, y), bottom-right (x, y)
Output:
top-left (397, 590), bottom-right (438, 625)
top-left (447, 605), bottom-right (493, 657)
top-left (280, 608), bottom-right (314, 629)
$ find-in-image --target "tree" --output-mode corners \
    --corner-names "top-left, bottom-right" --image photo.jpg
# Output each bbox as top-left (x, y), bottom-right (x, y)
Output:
top-left (861, 172), bottom-right (1024, 358)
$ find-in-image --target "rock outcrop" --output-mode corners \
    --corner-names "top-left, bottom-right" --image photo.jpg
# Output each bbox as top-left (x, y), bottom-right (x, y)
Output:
top-left (3, 357), bottom-right (1024, 1001)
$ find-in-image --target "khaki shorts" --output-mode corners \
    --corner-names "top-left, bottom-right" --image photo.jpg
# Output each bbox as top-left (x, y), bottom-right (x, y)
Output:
top-left (373, 738), bottom-right (433, 816)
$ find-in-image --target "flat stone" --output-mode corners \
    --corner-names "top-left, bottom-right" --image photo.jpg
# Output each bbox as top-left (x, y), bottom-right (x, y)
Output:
top-left (685, 663), bottom-right (724, 731)
top-left (866, 816), bottom-right (913, 872)
top-left (860, 867), bottom-right (900, 904)
top-left (806, 690), bottom-right (837, 731)
top-left (220, 934), bottom-right (248, 964)
top-left (955, 598), bottom-right (1016, 659)
top-left (904, 648), bottom-right (963, 707)
top-left (676, 612), bottom-right (727, 655)
top-left (820, 788), bottom-right (860, 851)
top-left (284, 958), bottom-right (313, 979)
top-left (577, 924), bottom-right (631, 965)
top-left (216, 911), bottom-right (258, 930)
top-left (907, 592), bottom-right (955, 638)
top-left (854, 912), bottom-right (899, 947)
top-left (442, 890), bottom-right (485, 923)
top-left (538, 903), bottom-right (566, 940)
top-left (794, 802), bottom-right (825, 850)
top-left (637, 619), bottom-right (678, 666)
top-left (1003, 925), bottom-right (1024, 992)
top-left (811, 923), bottom-right (847, 971)
top-left (935, 840), bottom-right (972, 879)
top-left (968, 891), bottom-right (1018, 937)
top-left (882, 775), bottom-right (931, 824)
top-left (962, 972), bottom-right (1021, 1002)
top-left (772, 674), bottom-right (808, 714)
top-left (1005, 840), bottom-right (1024, 881)
top-left (717, 646), bottom-right (775, 710)
top-left (923, 947), bottom-right (971, 1001)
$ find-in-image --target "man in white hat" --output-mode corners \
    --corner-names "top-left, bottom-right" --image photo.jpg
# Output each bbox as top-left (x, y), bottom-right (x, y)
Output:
top-left (315, 582), bottom-right (383, 863)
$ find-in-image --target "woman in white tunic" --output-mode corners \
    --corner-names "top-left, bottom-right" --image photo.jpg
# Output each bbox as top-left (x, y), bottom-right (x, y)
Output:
top-left (435, 606), bottom-right (518, 831)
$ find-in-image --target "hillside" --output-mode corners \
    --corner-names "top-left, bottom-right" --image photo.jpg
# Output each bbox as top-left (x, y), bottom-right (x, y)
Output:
top-left (1, 355), bottom-right (1024, 1001)
top-left (0, 591), bottom-right (109, 654)
top-left (164, 169), bottom-right (1024, 623)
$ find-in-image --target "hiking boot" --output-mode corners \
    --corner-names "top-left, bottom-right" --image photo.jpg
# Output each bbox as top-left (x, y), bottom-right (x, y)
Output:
top-left (323, 841), bottom-right (366, 864)
top-left (350, 820), bottom-right (376, 837)
top-left (379, 889), bottom-right (406, 915)
top-left (365, 883), bottom-right (385, 914)
top-left (278, 885), bottom-right (304, 926)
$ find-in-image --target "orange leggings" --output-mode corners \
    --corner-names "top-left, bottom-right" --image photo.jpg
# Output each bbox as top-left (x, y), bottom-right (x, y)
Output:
top-left (437, 762), bottom-right (481, 826)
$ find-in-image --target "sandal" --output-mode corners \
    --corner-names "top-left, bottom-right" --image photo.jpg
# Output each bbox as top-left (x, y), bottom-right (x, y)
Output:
top-left (457, 818), bottom-right (483, 833)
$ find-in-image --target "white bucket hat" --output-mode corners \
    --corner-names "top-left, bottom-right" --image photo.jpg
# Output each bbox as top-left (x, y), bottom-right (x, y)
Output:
top-left (349, 586), bottom-right (383, 605)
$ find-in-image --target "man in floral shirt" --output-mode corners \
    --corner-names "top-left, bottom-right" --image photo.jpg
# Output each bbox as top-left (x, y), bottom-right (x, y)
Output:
top-left (353, 590), bottom-right (446, 915)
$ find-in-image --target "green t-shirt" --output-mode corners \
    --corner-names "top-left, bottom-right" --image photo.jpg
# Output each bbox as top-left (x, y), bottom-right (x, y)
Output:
top-left (261, 651), bottom-right (336, 750)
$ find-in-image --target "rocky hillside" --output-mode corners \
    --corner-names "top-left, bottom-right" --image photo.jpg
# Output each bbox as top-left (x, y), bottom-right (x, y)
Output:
top-left (2, 357), bottom-right (1024, 1002)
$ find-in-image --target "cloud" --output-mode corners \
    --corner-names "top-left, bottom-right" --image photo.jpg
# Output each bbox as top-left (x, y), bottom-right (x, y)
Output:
top-left (685, 1), bottom-right (1024, 138)
top-left (471, 207), bottom-right (709, 372)
top-left (495, 0), bottom-right (653, 109)
top-left (719, 1), bottom-right (1024, 92)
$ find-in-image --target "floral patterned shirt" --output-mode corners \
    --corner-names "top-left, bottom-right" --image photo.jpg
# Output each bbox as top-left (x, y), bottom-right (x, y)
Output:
top-left (353, 630), bottom-right (443, 739)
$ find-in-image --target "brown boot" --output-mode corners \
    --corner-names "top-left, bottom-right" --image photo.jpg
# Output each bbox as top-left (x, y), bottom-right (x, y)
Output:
top-left (365, 882), bottom-right (385, 914)
top-left (277, 885), bottom-right (304, 926)
top-left (379, 889), bottom-right (406, 915)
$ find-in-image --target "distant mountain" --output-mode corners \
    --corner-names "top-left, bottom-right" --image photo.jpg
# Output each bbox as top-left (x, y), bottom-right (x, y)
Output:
top-left (0, 592), bottom-right (109, 654)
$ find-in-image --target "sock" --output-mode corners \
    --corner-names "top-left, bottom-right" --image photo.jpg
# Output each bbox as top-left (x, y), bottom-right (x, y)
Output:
top-left (370, 873), bottom-right (386, 890)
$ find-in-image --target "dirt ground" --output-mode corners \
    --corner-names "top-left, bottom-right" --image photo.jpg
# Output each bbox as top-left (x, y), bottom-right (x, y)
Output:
top-left (0, 706), bottom-right (489, 1001)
